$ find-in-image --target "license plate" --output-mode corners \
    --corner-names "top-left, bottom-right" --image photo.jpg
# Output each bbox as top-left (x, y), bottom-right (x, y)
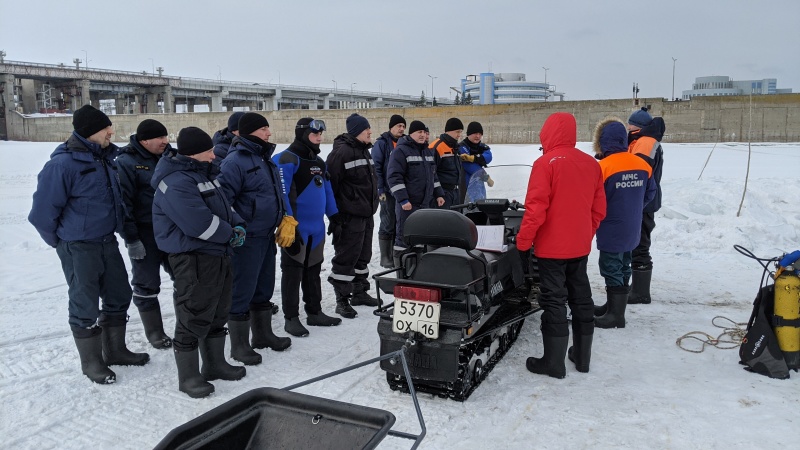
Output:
top-left (392, 299), bottom-right (441, 339)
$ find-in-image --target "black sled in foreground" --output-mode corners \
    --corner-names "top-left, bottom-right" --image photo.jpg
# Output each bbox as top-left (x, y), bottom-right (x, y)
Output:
top-left (373, 199), bottom-right (542, 401)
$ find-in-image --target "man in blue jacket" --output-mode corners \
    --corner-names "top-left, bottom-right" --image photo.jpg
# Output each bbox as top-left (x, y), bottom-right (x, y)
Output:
top-left (152, 127), bottom-right (248, 398)
top-left (116, 119), bottom-right (173, 350)
top-left (371, 114), bottom-right (405, 268)
top-left (387, 120), bottom-right (445, 266)
top-left (218, 113), bottom-right (291, 365)
top-left (212, 111), bottom-right (245, 162)
top-left (29, 105), bottom-right (149, 385)
top-left (458, 121), bottom-right (494, 202)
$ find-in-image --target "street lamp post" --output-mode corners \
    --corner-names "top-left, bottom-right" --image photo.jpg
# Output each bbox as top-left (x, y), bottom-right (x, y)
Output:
top-left (149, 58), bottom-right (155, 75)
top-left (427, 75), bottom-right (437, 107)
top-left (82, 50), bottom-right (88, 69)
top-left (671, 57), bottom-right (677, 101)
top-left (350, 82), bottom-right (357, 108)
top-left (542, 67), bottom-right (550, 102)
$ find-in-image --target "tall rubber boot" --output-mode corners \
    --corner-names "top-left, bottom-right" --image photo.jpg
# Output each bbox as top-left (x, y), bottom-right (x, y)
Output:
top-left (307, 311), bottom-right (342, 327)
top-left (174, 349), bottom-right (214, 398)
top-left (101, 323), bottom-right (150, 366)
top-left (250, 305), bottom-right (291, 351)
top-left (567, 319), bottom-right (594, 373)
top-left (595, 286), bottom-right (629, 329)
top-left (227, 319), bottom-right (262, 365)
top-left (351, 282), bottom-right (379, 307)
top-left (138, 307), bottom-right (172, 350)
top-left (72, 328), bottom-right (116, 384)
top-left (526, 334), bottom-right (569, 379)
top-left (284, 317), bottom-right (309, 337)
top-left (628, 269), bottom-right (652, 304)
top-left (379, 238), bottom-right (394, 269)
top-left (199, 332), bottom-right (246, 381)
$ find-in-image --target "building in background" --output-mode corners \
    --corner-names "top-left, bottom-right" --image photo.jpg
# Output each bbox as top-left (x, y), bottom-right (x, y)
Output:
top-left (682, 76), bottom-right (792, 100)
top-left (459, 72), bottom-right (565, 105)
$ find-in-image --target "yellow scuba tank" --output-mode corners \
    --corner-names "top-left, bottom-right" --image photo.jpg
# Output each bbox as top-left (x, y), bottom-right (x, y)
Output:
top-left (774, 271), bottom-right (800, 370)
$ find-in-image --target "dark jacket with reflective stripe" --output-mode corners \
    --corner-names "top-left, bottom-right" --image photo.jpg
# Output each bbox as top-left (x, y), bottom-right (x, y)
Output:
top-left (430, 134), bottom-right (463, 189)
top-left (371, 131), bottom-right (398, 196)
top-left (217, 135), bottom-right (284, 237)
top-left (327, 133), bottom-right (379, 218)
top-left (116, 134), bottom-right (171, 244)
top-left (628, 117), bottom-right (665, 213)
top-left (28, 132), bottom-right (124, 247)
top-left (212, 128), bottom-right (235, 163)
top-left (151, 148), bottom-right (243, 256)
top-left (387, 135), bottom-right (444, 207)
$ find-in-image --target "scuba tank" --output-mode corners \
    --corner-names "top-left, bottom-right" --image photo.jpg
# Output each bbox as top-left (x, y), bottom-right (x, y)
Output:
top-left (773, 251), bottom-right (800, 370)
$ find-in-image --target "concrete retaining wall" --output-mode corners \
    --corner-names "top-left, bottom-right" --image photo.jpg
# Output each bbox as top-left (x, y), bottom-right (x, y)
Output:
top-left (6, 94), bottom-right (800, 144)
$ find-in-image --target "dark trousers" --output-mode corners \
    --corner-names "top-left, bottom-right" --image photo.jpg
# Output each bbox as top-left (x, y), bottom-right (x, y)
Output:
top-left (230, 235), bottom-right (277, 317)
top-left (378, 195), bottom-right (396, 239)
top-left (632, 211), bottom-right (656, 270)
top-left (130, 226), bottom-right (173, 311)
top-left (598, 251), bottom-right (632, 287)
top-left (330, 215), bottom-right (373, 293)
top-left (56, 237), bottom-right (133, 329)
top-left (393, 204), bottom-right (420, 250)
top-left (169, 252), bottom-right (232, 351)
top-left (537, 255), bottom-right (594, 336)
top-left (438, 188), bottom-right (459, 210)
top-left (280, 236), bottom-right (323, 319)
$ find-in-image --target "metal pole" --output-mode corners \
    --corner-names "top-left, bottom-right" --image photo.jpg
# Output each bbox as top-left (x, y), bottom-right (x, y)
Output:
top-left (671, 57), bottom-right (677, 101)
top-left (428, 75), bottom-right (437, 107)
top-left (542, 67), bottom-right (549, 102)
top-left (82, 50), bottom-right (88, 69)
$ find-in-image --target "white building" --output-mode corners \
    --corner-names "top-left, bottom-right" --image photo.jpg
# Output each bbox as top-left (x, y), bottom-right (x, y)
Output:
top-left (682, 76), bottom-right (792, 100)
top-left (460, 72), bottom-right (565, 104)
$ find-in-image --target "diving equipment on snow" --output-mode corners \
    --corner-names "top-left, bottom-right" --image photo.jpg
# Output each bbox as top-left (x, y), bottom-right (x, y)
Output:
top-left (773, 252), bottom-right (800, 370)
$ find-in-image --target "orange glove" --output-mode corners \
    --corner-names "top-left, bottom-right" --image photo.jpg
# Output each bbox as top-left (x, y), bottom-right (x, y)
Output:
top-left (460, 154), bottom-right (475, 162)
top-left (486, 175), bottom-right (494, 187)
top-left (275, 216), bottom-right (298, 247)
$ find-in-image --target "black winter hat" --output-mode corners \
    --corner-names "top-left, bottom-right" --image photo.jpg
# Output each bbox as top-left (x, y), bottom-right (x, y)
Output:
top-left (295, 117), bottom-right (314, 140)
top-left (177, 127), bottom-right (214, 156)
top-left (72, 105), bottom-right (112, 138)
top-left (238, 112), bottom-right (270, 136)
top-left (445, 117), bottom-right (464, 132)
top-left (346, 113), bottom-right (371, 137)
top-left (227, 111), bottom-right (246, 132)
top-left (628, 107), bottom-right (653, 129)
top-left (136, 119), bottom-right (168, 141)
top-left (389, 114), bottom-right (406, 129)
top-left (408, 120), bottom-right (426, 135)
top-left (466, 121), bottom-right (483, 136)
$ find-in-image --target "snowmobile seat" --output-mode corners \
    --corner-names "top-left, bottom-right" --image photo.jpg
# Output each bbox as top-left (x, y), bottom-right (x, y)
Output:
top-left (404, 209), bottom-right (477, 250)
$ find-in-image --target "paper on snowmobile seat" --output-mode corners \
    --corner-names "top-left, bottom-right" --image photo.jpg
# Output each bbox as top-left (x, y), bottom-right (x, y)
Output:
top-left (475, 225), bottom-right (507, 252)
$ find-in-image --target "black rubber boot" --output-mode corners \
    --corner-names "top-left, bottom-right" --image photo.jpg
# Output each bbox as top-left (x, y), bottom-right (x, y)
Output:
top-left (307, 311), bottom-right (342, 327)
top-left (595, 286), bottom-right (629, 329)
top-left (567, 319), bottom-right (594, 373)
top-left (199, 332), bottom-right (246, 381)
top-left (284, 316), bottom-right (309, 337)
top-left (174, 349), bottom-right (214, 398)
top-left (101, 323), bottom-right (150, 366)
top-left (628, 269), bottom-right (652, 304)
top-left (526, 334), bottom-right (569, 379)
top-left (138, 306), bottom-right (172, 350)
top-left (351, 283), bottom-right (379, 307)
top-left (268, 301), bottom-right (279, 315)
top-left (336, 297), bottom-right (357, 319)
top-left (250, 305), bottom-right (291, 351)
top-left (227, 319), bottom-right (262, 365)
top-left (379, 238), bottom-right (394, 269)
top-left (72, 328), bottom-right (116, 384)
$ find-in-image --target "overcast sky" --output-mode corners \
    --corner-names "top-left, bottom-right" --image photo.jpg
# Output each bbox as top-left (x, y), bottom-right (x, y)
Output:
top-left (2, 0), bottom-right (798, 101)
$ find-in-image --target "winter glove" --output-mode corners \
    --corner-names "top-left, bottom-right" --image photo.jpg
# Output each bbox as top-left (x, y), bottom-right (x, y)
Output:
top-left (229, 226), bottom-right (246, 248)
top-left (327, 214), bottom-right (344, 246)
top-left (126, 240), bottom-right (146, 260)
top-left (276, 216), bottom-right (298, 248)
top-left (486, 175), bottom-right (495, 187)
top-left (460, 154), bottom-right (475, 162)
top-left (379, 193), bottom-right (387, 202)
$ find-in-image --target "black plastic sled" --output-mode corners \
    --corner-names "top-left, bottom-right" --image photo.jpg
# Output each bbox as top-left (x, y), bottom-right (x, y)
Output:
top-left (154, 347), bottom-right (426, 450)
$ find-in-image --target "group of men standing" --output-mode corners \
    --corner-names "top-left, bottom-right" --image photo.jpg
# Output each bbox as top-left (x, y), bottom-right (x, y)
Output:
top-left (27, 104), bottom-right (663, 395)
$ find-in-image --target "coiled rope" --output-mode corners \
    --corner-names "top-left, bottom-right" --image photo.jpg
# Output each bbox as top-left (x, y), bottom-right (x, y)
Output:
top-left (676, 316), bottom-right (747, 353)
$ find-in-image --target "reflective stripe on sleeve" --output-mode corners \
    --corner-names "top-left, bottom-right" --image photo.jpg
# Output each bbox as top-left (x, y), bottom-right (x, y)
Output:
top-left (198, 215), bottom-right (220, 240)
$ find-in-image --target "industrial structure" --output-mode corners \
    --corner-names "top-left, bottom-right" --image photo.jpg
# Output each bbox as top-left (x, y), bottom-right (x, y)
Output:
top-left (459, 72), bottom-right (564, 104)
top-left (682, 75), bottom-right (792, 100)
top-left (0, 59), bottom-right (439, 115)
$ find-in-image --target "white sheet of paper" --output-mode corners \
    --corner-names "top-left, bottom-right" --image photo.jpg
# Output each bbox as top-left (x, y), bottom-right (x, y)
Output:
top-left (475, 225), bottom-right (507, 252)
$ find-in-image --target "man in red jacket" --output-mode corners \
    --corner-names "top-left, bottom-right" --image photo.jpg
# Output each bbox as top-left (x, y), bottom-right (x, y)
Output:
top-left (516, 112), bottom-right (606, 378)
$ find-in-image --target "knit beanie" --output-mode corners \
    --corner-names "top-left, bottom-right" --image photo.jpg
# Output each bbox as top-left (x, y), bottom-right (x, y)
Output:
top-left (177, 127), bottom-right (214, 156)
top-left (136, 119), bottom-right (168, 141)
top-left (72, 105), bottom-right (112, 138)
top-left (466, 121), bottom-right (483, 136)
top-left (628, 107), bottom-right (653, 129)
top-left (346, 113), bottom-right (371, 137)
top-left (408, 120), bottom-right (426, 135)
top-left (227, 111), bottom-right (246, 132)
top-left (599, 121), bottom-right (629, 154)
top-left (445, 117), bottom-right (464, 132)
top-left (389, 114), bottom-right (406, 129)
top-left (238, 112), bottom-right (270, 136)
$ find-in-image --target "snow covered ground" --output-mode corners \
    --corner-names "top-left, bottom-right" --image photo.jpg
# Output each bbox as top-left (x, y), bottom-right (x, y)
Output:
top-left (0, 138), bottom-right (798, 449)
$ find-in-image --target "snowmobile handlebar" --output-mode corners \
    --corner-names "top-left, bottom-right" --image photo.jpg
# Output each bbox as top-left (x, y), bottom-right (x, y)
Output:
top-left (450, 199), bottom-right (524, 213)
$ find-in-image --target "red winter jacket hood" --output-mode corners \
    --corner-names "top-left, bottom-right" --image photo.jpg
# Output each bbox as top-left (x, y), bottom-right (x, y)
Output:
top-left (516, 113), bottom-right (607, 259)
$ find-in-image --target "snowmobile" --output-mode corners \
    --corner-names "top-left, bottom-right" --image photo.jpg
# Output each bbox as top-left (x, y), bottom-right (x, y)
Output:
top-left (372, 199), bottom-right (541, 401)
